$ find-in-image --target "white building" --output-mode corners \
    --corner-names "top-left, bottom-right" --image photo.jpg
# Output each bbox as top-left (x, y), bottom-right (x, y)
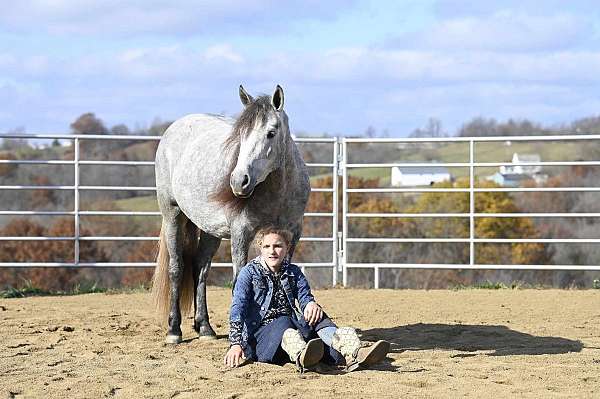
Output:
top-left (499, 153), bottom-right (541, 175)
top-left (487, 152), bottom-right (547, 187)
top-left (391, 166), bottom-right (452, 187)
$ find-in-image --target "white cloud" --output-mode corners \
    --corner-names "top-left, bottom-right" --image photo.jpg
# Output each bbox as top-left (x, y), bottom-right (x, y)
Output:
top-left (272, 47), bottom-right (600, 85)
top-left (4, 40), bottom-right (600, 135)
top-left (203, 45), bottom-right (244, 64)
top-left (433, 0), bottom-right (598, 20)
top-left (22, 55), bottom-right (50, 75)
top-left (0, 0), bottom-right (356, 36)
top-left (5, 42), bottom-right (600, 96)
top-left (0, 79), bottom-right (44, 108)
top-left (0, 54), bottom-right (18, 70)
top-left (391, 11), bottom-right (595, 52)
top-left (387, 83), bottom-right (588, 110)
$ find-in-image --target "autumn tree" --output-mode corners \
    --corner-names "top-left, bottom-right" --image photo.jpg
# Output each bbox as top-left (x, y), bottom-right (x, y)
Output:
top-left (30, 176), bottom-right (56, 209)
top-left (70, 113), bottom-right (119, 161)
top-left (0, 151), bottom-right (17, 177)
top-left (404, 179), bottom-right (546, 265)
top-left (70, 113), bottom-right (108, 135)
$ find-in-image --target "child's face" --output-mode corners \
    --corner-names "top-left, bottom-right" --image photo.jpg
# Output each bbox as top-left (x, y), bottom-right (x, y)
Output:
top-left (260, 233), bottom-right (288, 270)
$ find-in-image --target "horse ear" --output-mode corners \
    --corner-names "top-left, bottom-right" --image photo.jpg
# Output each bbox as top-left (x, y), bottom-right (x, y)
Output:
top-left (239, 85), bottom-right (254, 107)
top-left (271, 85), bottom-right (284, 111)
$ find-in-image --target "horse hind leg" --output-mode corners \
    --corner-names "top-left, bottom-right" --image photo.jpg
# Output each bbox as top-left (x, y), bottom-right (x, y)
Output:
top-left (193, 231), bottom-right (221, 339)
top-left (162, 209), bottom-right (193, 344)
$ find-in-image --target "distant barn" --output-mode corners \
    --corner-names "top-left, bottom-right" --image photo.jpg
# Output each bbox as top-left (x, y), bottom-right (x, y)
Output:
top-left (391, 165), bottom-right (452, 187)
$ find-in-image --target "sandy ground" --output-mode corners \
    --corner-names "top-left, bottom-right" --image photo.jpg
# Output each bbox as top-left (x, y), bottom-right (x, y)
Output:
top-left (1, 288), bottom-right (599, 398)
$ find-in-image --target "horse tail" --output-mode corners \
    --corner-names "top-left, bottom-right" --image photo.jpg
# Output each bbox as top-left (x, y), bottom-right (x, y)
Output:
top-left (180, 220), bottom-right (198, 319)
top-left (151, 220), bottom-right (198, 325)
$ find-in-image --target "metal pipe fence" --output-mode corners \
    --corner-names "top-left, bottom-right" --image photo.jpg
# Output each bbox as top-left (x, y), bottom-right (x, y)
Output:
top-left (2, 133), bottom-right (600, 287)
top-left (0, 134), bottom-right (338, 279)
top-left (341, 135), bottom-right (600, 287)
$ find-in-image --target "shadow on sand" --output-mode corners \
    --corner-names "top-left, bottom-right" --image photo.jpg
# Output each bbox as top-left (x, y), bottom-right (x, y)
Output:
top-left (359, 323), bottom-right (583, 356)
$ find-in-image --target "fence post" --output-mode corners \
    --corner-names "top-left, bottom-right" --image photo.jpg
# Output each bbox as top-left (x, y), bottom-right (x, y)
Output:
top-left (342, 139), bottom-right (348, 287)
top-left (74, 138), bottom-right (80, 266)
top-left (332, 137), bottom-right (339, 286)
top-left (469, 139), bottom-right (475, 266)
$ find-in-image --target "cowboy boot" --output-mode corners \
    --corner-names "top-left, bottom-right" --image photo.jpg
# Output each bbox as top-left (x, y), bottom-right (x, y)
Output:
top-left (281, 328), bottom-right (324, 373)
top-left (331, 327), bottom-right (390, 372)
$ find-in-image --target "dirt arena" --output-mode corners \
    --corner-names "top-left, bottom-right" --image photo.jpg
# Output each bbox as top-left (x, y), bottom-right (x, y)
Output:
top-left (1, 288), bottom-right (599, 398)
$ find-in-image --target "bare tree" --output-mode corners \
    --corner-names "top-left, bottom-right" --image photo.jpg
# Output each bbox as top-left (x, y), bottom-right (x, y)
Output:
top-left (410, 118), bottom-right (447, 138)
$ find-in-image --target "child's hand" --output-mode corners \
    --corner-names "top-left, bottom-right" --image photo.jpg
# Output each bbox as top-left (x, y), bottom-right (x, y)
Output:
top-left (304, 302), bottom-right (323, 326)
top-left (224, 344), bottom-right (245, 367)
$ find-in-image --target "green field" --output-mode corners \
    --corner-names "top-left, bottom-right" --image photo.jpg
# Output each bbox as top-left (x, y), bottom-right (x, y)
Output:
top-left (114, 195), bottom-right (158, 211)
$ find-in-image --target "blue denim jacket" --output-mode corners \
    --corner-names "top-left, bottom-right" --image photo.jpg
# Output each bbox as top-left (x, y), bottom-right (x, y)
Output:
top-left (229, 257), bottom-right (316, 359)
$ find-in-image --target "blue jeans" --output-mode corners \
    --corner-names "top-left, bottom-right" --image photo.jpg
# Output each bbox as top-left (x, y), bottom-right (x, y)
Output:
top-left (253, 316), bottom-right (344, 365)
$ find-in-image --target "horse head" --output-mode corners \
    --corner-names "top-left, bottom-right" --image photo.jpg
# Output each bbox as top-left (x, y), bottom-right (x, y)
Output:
top-left (229, 85), bottom-right (289, 198)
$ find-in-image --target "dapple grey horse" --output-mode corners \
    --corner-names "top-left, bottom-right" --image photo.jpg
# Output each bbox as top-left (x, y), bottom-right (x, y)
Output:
top-left (151, 85), bottom-right (310, 344)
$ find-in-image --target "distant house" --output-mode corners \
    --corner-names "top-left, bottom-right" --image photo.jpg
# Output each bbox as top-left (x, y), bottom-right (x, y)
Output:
top-left (487, 152), bottom-right (547, 187)
top-left (391, 165), bottom-right (452, 187)
top-left (499, 153), bottom-right (541, 175)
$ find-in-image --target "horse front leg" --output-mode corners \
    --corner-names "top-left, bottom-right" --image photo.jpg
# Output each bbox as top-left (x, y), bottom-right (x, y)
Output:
top-left (193, 231), bottom-right (221, 339)
top-left (230, 225), bottom-right (253, 286)
top-left (286, 225), bottom-right (303, 262)
top-left (164, 211), bottom-right (187, 344)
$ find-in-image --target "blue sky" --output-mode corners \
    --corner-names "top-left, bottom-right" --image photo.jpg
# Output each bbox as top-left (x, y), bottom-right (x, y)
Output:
top-left (1, 0), bottom-right (600, 136)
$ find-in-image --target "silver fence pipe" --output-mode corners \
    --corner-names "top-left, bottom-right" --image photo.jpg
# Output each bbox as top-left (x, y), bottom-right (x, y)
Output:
top-left (343, 263), bottom-right (600, 271)
top-left (469, 139), bottom-right (475, 267)
top-left (74, 137), bottom-right (80, 265)
top-left (332, 137), bottom-right (339, 286)
top-left (344, 161), bottom-right (600, 167)
top-left (346, 212), bottom-right (600, 218)
top-left (344, 187), bottom-right (600, 193)
top-left (342, 140), bottom-right (349, 287)
top-left (343, 134), bottom-right (600, 142)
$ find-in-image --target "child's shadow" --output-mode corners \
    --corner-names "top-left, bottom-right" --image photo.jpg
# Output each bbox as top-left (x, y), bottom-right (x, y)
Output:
top-left (358, 323), bottom-right (583, 356)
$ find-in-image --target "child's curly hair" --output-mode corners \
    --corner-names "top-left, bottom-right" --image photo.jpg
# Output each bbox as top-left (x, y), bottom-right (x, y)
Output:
top-left (254, 225), bottom-right (293, 249)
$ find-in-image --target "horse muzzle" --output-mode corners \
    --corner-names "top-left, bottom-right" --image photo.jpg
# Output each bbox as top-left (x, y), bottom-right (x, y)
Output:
top-left (230, 172), bottom-right (256, 198)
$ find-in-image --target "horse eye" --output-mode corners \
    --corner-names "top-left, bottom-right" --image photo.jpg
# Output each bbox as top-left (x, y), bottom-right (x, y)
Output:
top-left (267, 130), bottom-right (276, 139)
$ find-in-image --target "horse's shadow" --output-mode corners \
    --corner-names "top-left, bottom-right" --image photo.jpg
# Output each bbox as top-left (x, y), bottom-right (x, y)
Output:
top-left (358, 323), bottom-right (583, 356)
top-left (181, 334), bottom-right (229, 344)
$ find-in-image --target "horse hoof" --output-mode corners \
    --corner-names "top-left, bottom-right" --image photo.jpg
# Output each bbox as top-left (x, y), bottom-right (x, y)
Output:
top-left (165, 334), bottom-right (182, 344)
top-left (197, 325), bottom-right (217, 340)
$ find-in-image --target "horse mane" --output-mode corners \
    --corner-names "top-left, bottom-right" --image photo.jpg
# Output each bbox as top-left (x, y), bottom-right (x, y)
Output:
top-left (208, 95), bottom-right (273, 214)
